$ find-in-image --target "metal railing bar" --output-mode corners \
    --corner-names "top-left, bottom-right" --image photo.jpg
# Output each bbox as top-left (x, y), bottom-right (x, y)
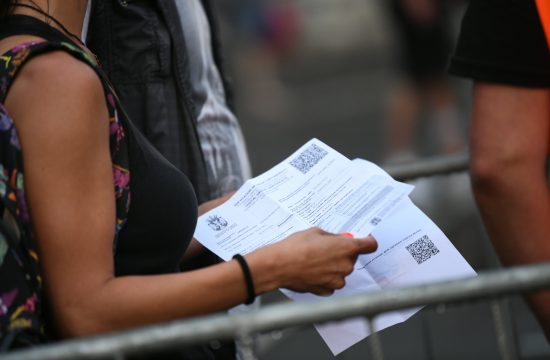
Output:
top-left (490, 299), bottom-right (517, 360)
top-left (2, 262), bottom-right (550, 360)
top-left (367, 317), bottom-right (384, 360)
top-left (385, 152), bottom-right (469, 181)
top-left (236, 332), bottom-right (256, 360)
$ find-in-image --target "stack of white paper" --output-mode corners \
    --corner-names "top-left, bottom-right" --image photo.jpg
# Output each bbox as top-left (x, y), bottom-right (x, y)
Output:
top-left (194, 138), bottom-right (476, 355)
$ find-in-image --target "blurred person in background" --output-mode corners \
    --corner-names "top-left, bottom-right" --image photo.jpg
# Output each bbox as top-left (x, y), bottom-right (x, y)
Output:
top-left (87, 1), bottom-right (253, 268)
top-left (218, 0), bottom-right (302, 124)
top-left (449, 0), bottom-right (550, 340)
top-left (385, 0), bottom-right (465, 163)
top-left (87, 0), bottom-right (251, 207)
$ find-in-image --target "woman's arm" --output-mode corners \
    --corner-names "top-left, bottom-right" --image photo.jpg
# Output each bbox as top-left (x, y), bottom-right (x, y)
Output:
top-left (6, 51), bottom-right (377, 338)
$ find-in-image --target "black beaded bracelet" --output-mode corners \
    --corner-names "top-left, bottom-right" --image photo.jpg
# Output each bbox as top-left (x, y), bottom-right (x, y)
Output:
top-left (233, 254), bottom-right (256, 305)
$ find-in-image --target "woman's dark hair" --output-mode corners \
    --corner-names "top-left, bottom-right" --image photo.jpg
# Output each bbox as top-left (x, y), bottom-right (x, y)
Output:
top-left (0, 0), bottom-right (16, 18)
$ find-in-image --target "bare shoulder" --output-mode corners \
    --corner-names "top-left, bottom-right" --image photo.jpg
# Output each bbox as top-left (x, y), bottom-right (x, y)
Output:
top-left (10, 49), bottom-right (102, 101)
top-left (5, 49), bottom-right (109, 148)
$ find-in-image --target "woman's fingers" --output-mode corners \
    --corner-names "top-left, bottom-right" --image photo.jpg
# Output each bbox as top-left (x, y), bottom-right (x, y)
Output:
top-left (335, 231), bottom-right (378, 255)
top-left (274, 229), bottom-right (379, 294)
top-left (315, 289), bottom-right (335, 297)
top-left (353, 235), bottom-right (378, 254)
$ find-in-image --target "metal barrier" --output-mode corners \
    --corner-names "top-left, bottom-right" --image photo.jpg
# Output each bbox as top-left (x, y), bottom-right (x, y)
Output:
top-left (2, 262), bottom-right (550, 360)
top-left (2, 152), bottom-right (547, 360)
top-left (385, 152), bottom-right (469, 181)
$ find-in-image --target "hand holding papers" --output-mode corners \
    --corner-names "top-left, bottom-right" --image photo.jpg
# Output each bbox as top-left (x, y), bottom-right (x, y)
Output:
top-left (194, 139), bottom-right (476, 355)
top-left (195, 139), bottom-right (412, 258)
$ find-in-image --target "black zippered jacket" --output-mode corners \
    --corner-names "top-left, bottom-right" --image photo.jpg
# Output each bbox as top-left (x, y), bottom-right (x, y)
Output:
top-left (87, 0), bottom-right (235, 205)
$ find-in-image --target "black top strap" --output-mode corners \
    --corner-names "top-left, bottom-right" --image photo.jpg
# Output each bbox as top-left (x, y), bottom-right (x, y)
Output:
top-left (0, 14), bottom-right (76, 44)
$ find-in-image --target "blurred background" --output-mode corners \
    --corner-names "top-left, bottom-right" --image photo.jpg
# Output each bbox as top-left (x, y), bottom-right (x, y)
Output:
top-left (212, 0), bottom-right (550, 359)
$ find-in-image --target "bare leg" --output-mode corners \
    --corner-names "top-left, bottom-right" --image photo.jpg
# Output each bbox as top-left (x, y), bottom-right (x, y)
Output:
top-left (386, 82), bottom-right (422, 161)
top-left (427, 79), bottom-right (466, 154)
top-left (469, 82), bottom-right (550, 339)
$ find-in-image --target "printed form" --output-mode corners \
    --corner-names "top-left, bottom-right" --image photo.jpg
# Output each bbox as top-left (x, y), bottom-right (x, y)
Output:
top-left (194, 139), bottom-right (476, 355)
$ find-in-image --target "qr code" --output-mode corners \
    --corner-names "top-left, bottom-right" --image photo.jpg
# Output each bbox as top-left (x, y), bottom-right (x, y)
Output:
top-left (406, 235), bottom-right (439, 264)
top-left (290, 144), bottom-right (328, 174)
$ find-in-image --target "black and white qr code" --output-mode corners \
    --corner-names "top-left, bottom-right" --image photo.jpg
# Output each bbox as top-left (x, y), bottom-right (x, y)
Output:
top-left (406, 235), bottom-right (440, 264)
top-left (290, 144), bottom-right (328, 174)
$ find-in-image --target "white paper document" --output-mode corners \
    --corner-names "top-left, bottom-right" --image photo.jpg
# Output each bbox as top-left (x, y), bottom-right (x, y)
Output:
top-left (194, 139), bottom-right (476, 355)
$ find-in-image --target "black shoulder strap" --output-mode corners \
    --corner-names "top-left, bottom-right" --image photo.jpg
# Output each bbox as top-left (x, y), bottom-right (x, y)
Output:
top-left (0, 14), bottom-right (76, 44)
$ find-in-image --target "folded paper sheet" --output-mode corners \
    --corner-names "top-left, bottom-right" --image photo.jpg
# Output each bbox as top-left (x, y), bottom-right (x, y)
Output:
top-left (194, 139), bottom-right (476, 355)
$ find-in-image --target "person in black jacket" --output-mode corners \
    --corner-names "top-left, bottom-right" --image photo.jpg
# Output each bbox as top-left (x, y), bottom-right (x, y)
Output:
top-left (87, 0), bottom-right (250, 206)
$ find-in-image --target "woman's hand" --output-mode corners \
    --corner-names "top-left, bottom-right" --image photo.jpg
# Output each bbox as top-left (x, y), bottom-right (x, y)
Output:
top-left (247, 228), bottom-right (378, 296)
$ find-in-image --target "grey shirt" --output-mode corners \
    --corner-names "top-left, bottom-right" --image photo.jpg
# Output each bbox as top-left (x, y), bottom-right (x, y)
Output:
top-left (175, 0), bottom-right (251, 198)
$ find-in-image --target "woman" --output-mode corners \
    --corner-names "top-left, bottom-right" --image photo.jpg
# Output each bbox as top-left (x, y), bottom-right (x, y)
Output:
top-left (0, 0), bottom-right (378, 352)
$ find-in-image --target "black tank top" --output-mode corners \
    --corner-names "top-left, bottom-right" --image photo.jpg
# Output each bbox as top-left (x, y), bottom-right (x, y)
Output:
top-left (0, 15), bottom-right (199, 277)
top-left (117, 122), bottom-right (198, 275)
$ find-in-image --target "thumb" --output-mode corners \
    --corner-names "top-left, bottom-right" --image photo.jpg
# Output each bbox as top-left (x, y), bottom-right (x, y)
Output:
top-left (354, 235), bottom-right (378, 254)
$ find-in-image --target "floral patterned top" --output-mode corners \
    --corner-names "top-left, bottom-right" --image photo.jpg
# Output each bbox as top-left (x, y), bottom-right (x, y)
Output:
top-left (0, 41), bottom-right (130, 349)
